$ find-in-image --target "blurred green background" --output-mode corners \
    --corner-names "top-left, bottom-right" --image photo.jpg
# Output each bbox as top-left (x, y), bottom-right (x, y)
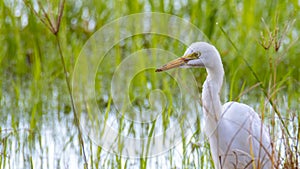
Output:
top-left (0, 0), bottom-right (299, 168)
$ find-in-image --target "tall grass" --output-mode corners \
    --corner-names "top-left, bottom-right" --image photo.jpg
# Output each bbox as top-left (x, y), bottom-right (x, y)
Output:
top-left (0, 0), bottom-right (299, 168)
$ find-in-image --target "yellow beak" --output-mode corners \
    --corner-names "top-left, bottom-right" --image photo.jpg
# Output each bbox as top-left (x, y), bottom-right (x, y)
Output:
top-left (155, 52), bottom-right (199, 72)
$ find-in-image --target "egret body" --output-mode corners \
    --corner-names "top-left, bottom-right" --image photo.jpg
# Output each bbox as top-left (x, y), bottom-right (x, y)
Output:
top-left (156, 42), bottom-right (274, 169)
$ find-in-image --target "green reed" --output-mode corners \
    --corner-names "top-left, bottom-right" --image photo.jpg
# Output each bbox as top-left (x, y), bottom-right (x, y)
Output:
top-left (0, 0), bottom-right (299, 168)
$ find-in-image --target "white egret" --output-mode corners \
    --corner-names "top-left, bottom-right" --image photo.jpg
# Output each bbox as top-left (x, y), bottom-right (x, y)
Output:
top-left (156, 42), bottom-right (275, 169)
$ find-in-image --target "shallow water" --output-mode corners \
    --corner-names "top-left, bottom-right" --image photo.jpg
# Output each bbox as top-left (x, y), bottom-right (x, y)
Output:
top-left (1, 75), bottom-right (299, 168)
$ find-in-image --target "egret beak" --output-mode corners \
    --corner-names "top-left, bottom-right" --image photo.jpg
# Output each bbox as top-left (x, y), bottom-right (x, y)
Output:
top-left (155, 52), bottom-right (199, 72)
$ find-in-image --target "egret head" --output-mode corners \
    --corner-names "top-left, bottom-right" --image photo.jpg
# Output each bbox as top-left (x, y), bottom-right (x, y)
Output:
top-left (156, 42), bottom-right (221, 72)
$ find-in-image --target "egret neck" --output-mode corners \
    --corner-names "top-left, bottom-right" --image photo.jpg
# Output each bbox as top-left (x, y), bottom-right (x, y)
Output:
top-left (201, 57), bottom-right (224, 136)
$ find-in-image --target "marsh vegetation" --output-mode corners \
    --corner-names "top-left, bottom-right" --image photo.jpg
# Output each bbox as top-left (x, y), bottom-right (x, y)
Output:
top-left (0, 0), bottom-right (299, 168)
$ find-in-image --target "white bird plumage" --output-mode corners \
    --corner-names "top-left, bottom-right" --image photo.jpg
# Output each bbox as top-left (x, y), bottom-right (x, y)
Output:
top-left (156, 42), bottom-right (274, 169)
